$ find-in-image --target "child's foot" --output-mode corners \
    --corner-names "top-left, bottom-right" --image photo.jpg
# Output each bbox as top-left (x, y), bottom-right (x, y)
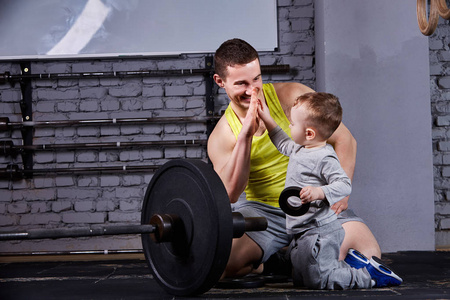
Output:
top-left (365, 256), bottom-right (403, 287)
top-left (344, 248), bottom-right (369, 269)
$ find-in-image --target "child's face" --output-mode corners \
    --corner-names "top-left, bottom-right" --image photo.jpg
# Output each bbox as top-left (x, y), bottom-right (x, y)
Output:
top-left (289, 104), bottom-right (309, 145)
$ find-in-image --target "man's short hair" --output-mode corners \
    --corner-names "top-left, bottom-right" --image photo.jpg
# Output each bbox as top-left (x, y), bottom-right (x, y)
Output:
top-left (214, 38), bottom-right (260, 79)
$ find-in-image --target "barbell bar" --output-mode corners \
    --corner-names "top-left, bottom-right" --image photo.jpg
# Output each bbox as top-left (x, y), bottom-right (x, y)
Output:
top-left (0, 64), bottom-right (290, 85)
top-left (0, 212), bottom-right (265, 241)
top-left (0, 159), bottom-right (268, 296)
top-left (0, 139), bottom-right (207, 156)
top-left (0, 164), bottom-right (162, 180)
top-left (0, 116), bottom-right (219, 131)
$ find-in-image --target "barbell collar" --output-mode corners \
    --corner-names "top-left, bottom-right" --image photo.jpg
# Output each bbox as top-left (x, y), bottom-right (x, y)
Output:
top-left (232, 212), bottom-right (267, 238)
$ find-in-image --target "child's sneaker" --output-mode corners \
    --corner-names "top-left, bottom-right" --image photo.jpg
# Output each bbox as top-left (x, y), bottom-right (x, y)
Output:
top-left (365, 256), bottom-right (403, 287)
top-left (344, 248), bottom-right (370, 269)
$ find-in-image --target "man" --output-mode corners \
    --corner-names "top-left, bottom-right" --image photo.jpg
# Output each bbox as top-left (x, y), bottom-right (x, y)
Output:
top-left (207, 38), bottom-right (380, 278)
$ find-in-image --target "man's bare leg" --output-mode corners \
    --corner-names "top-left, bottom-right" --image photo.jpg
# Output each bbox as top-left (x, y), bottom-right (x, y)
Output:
top-left (340, 221), bottom-right (381, 260)
top-left (223, 234), bottom-right (263, 278)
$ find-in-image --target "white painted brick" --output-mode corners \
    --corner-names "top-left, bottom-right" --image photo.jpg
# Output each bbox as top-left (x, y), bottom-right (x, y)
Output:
top-left (34, 152), bottom-right (55, 164)
top-left (78, 176), bottom-right (99, 187)
top-left (119, 200), bottom-right (141, 211)
top-left (100, 98), bottom-right (120, 111)
top-left (119, 151), bottom-right (141, 161)
top-left (441, 218), bottom-right (450, 230)
top-left (99, 152), bottom-right (120, 162)
top-left (289, 6), bottom-right (313, 18)
top-left (57, 188), bottom-right (100, 200)
top-left (77, 127), bottom-right (100, 137)
top-left (164, 148), bottom-right (185, 158)
top-left (55, 176), bottom-right (75, 187)
top-left (115, 187), bottom-right (142, 199)
top-left (438, 77), bottom-right (450, 89)
top-left (108, 211), bottom-right (140, 222)
top-left (142, 149), bottom-right (163, 159)
top-left (79, 79), bottom-right (100, 87)
top-left (33, 178), bottom-right (55, 188)
top-left (142, 125), bottom-right (163, 135)
top-left (0, 89), bottom-right (22, 102)
top-left (96, 200), bottom-right (116, 212)
top-left (8, 202), bottom-right (29, 214)
top-left (165, 98), bottom-right (185, 109)
top-left (122, 175), bottom-right (142, 186)
top-left (120, 126), bottom-right (141, 135)
top-left (76, 152), bottom-right (97, 163)
top-left (56, 101), bottom-right (78, 112)
top-left (74, 201), bottom-right (95, 212)
top-left (12, 189), bottom-right (56, 201)
top-left (0, 215), bottom-right (17, 226)
top-left (30, 202), bottom-right (49, 213)
top-left (52, 201), bottom-right (73, 213)
top-left (56, 152), bottom-right (75, 163)
top-left (80, 100), bottom-right (99, 111)
top-left (62, 212), bottom-right (105, 224)
top-left (100, 126), bottom-right (121, 136)
top-left (109, 83), bottom-right (141, 97)
top-left (143, 86), bottom-right (164, 97)
top-left (186, 148), bottom-right (204, 158)
top-left (20, 213), bottom-right (61, 225)
top-left (100, 176), bottom-right (121, 187)
top-left (122, 99), bottom-right (143, 111)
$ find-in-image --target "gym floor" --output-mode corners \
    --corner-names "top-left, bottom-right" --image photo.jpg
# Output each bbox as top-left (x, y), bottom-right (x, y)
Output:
top-left (0, 251), bottom-right (448, 300)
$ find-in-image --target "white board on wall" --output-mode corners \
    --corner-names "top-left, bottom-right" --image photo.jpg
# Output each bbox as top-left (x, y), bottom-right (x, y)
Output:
top-left (0, 0), bottom-right (278, 61)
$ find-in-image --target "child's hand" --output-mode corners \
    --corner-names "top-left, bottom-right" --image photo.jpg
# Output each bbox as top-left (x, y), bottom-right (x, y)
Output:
top-left (300, 186), bottom-right (325, 203)
top-left (257, 97), bottom-right (271, 123)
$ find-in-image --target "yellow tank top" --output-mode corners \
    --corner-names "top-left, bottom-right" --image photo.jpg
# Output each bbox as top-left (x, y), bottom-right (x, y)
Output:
top-left (225, 83), bottom-right (291, 207)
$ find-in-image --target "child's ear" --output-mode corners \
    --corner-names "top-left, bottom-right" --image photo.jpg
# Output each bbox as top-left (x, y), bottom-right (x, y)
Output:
top-left (306, 128), bottom-right (316, 140)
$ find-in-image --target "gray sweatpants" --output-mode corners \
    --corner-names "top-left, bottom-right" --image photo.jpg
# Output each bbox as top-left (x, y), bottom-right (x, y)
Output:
top-left (232, 197), bottom-right (366, 265)
top-left (289, 220), bottom-right (372, 290)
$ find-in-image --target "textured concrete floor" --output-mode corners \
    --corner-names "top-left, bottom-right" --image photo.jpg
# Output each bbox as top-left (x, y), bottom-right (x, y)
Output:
top-left (0, 251), bottom-right (449, 300)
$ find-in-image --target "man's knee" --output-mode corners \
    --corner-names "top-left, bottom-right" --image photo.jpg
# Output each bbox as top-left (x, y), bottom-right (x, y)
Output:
top-left (340, 221), bottom-right (381, 260)
top-left (224, 234), bottom-right (263, 278)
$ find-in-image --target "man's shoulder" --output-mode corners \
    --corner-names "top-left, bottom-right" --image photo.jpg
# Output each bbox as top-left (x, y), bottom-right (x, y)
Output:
top-left (271, 82), bottom-right (315, 104)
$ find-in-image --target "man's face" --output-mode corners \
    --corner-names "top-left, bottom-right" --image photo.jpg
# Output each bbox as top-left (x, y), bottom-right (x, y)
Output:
top-left (215, 58), bottom-right (263, 110)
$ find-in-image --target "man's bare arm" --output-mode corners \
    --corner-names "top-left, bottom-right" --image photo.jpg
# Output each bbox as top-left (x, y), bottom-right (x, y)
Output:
top-left (207, 89), bottom-right (260, 203)
top-left (327, 122), bottom-right (357, 214)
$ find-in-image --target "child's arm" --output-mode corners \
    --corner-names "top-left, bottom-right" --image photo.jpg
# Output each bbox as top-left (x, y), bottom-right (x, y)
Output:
top-left (258, 97), bottom-right (297, 156)
top-left (300, 186), bottom-right (325, 204)
top-left (257, 98), bottom-right (278, 132)
top-left (300, 156), bottom-right (352, 205)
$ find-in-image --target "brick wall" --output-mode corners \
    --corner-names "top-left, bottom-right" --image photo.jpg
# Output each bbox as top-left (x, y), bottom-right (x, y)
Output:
top-left (0, 0), bottom-right (315, 253)
top-left (430, 17), bottom-right (450, 248)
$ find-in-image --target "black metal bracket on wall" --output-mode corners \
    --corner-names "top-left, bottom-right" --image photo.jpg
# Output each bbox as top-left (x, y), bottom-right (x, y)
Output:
top-left (19, 62), bottom-right (33, 178)
top-left (204, 56), bottom-right (218, 137)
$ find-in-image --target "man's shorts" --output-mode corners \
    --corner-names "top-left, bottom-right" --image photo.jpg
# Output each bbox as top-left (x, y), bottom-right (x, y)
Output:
top-left (231, 198), bottom-right (365, 264)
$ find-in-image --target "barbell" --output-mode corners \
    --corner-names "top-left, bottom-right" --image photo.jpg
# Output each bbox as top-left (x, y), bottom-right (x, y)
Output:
top-left (0, 159), bottom-right (268, 296)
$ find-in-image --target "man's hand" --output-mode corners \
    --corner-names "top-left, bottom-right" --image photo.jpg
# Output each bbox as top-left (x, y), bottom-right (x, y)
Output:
top-left (241, 88), bottom-right (261, 139)
top-left (300, 186), bottom-right (325, 203)
top-left (331, 196), bottom-right (349, 215)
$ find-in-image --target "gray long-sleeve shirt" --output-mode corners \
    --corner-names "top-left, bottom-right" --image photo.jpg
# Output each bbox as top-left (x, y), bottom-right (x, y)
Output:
top-left (269, 126), bottom-right (352, 234)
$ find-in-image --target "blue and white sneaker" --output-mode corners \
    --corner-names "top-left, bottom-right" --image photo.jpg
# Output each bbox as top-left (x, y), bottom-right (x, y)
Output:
top-left (366, 256), bottom-right (403, 287)
top-left (344, 248), bottom-right (370, 269)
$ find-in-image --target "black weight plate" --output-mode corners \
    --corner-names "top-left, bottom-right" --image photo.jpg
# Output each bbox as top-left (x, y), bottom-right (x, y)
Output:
top-left (215, 276), bottom-right (266, 289)
top-left (279, 186), bottom-right (310, 216)
top-left (141, 159), bottom-right (232, 296)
